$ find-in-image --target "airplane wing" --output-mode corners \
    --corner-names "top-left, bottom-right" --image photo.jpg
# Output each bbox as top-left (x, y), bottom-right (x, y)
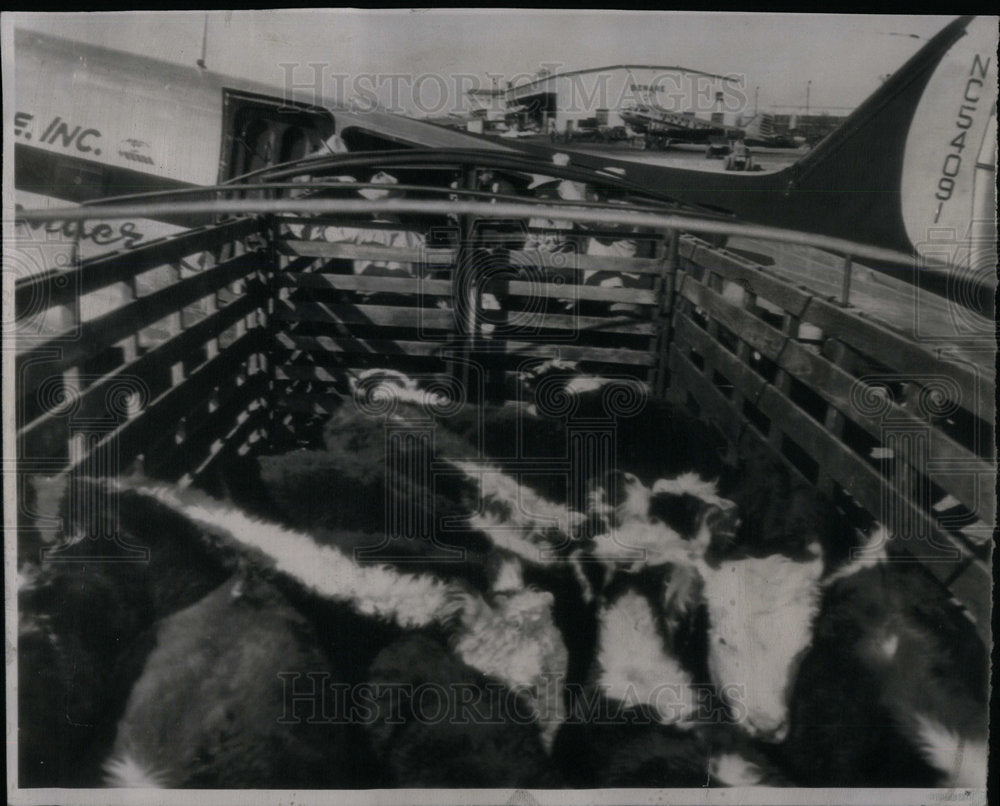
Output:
top-left (509, 16), bottom-right (997, 272)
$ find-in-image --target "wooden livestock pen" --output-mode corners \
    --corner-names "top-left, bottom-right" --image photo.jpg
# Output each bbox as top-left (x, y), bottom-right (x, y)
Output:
top-left (12, 150), bottom-right (994, 645)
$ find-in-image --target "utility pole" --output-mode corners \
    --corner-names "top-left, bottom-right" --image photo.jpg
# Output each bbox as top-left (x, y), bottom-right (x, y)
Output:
top-left (805, 80), bottom-right (811, 118)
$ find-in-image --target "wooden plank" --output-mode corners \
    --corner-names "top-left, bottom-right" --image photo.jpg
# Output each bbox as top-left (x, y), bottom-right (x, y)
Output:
top-left (683, 235), bottom-right (995, 373)
top-left (495, 340), bottom-right (657, 367)
top-left (505, 280), bottom-right (657, 306)
top-left (490, 306), bottom-right (657, 334)
top-left (274, 333), bottom-right (449, 357)
top-left (653, 230), bottom-right (679, 397)
top-left (280, 254), bottom-right (321, 275)
top-left (492, 307), bottom-right (659, 335)
top-left (273, 300), bottom-right (455, 330)
top-left (273, 333), bottom-right (656, 367)
top-left (509, 250), bottom-right (665, 275)
top-left (274, 300), bottom-right (657, 335)
top-left (280, 217), bottom-right (665, 245)
top-left (150, 382), bottom-right (266, 482)
top-left (675, 284), bottom-right (993, 523)
top-left (189, 405), bottom-right (271, 486)
top-left (681, 275), bottom-right (988, 461)
top-left (282, 239), bottom-right (667, 275)
top-left (806, 304), bottom-right (995, 418)
top-left (670, 340), bottom-right (828, 494)
top-left (281, 271), bottom-right (659, 306)
top-left (678, 241), bottom-right (992, 414)
top-left (755, 385), bottom-right (970, 567)
top-left (681, 237), bottom-right (842, 315)
top-left (15, 218), bottom-right (261, 311)
top-left (283, 240), bottom-right (455, 265)
top-left (674, 313), bottom-right (974, 567)
top-left (149, 374), bottom-right (268, 481)
top-left (680, 276), bottom-right (788, 355)
top-left (674, 315), bottom-right (767, 403)
top-left (278, 216), bottom-right (438, 233)
top-left (275, 338), bottom-right (657, 383)
top-left (17, 252), bottom-right (264, 387)
top-left (667, 344), bottom-right (745, 446)
top-left (732, 238), bottom-right (995, 349)
top-left (18, 291), bottom-right (263, 457)
top-left (676, 313), bottom-right (993, 542)
top-left (817, 339), bottom-right (851, 498)
top-left (63, 330), bottom-right (265, 476)
top-left (688, 238), bottom-right (846, 302)
top-left (278, 272), bottom-right (452, 296)
top-left (768, 307), bottom-right (800, 451)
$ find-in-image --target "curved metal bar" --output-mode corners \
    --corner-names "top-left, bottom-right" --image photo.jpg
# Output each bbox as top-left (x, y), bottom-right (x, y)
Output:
top-left (18, 196), bottom-right (925, 268)
top-left (73, 181), bottom-right (725, 221)
top-left (220, 147), bottom-right (700, 207)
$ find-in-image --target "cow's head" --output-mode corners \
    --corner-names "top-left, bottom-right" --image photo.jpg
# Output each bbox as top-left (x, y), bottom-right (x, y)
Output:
top-left (654, 476), bottom-right (822, 744)
top-left (650, 474), bottom-right (740, 560)
top-left (587, 470), bottom-right (651, 529)
top-left (585, 470), bottom-right (738, 574)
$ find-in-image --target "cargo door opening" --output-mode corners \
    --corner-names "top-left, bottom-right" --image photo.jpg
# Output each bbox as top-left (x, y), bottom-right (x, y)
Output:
top-left (219, 89), bottom-right (335, 182)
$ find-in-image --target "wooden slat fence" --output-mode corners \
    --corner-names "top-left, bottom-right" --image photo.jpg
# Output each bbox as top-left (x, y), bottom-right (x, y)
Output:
top-left (12, 202), bottom-right (992, 644)
top-left (14, 219), bottom-right (271, 502)
top-left (267, 213), bottom-right (677, 446)
top-left (667, 235), bottom-right (994, 642)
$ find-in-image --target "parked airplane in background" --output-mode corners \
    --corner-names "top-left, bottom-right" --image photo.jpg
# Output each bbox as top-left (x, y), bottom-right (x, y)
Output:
top-left (619, 94), bottom-right (802, 152)
top-left (618, 101), bottom-right (733, 146)
top-left (739, 113), bottom-right (803, 149)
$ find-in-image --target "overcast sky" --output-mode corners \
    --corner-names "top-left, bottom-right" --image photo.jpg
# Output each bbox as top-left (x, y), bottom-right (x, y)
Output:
top-left (13, 10), bottom-right (956, 116)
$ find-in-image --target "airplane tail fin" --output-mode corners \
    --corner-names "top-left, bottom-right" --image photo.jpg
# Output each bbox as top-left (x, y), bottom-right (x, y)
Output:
top-left (785, 15), bottom-right (995, 265)
top-left (742, 113), bottom-right (776, 143)
top-left (559, 15), bottom-right (995, 279)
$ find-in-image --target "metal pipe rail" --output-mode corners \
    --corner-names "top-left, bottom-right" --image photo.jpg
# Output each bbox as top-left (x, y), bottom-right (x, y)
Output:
top-left (18, 196), bottom-right (928, 270)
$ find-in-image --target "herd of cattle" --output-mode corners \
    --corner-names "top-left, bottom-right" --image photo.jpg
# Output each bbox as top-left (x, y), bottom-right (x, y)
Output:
top-left (17, 362), bottom-right (988, 790)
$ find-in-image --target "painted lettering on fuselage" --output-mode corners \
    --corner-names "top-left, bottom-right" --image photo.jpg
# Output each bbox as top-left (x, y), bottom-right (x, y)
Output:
top-left (17, 112), bottom-right (103, 155)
